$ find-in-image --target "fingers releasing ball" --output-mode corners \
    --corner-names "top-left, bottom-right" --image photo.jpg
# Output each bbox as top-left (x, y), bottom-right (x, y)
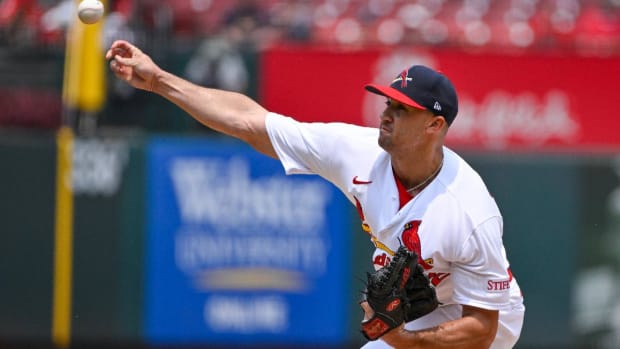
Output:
top-left (78, 0), bottom-right (104, 24)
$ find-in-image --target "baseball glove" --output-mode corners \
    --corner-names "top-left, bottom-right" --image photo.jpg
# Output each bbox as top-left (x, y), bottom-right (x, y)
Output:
top-left (360, 246), bottom-right (439, 341)
top-left (403, 259), bottom-right (439, 322)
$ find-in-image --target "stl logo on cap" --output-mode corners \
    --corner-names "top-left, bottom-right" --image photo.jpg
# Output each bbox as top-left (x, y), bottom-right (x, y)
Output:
top-left (392, 69), bottom-right (413, 88)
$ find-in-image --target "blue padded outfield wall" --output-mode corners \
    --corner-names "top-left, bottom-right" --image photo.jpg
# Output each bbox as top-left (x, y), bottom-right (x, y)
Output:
top-left (144, 136), bottom-right (352, 346)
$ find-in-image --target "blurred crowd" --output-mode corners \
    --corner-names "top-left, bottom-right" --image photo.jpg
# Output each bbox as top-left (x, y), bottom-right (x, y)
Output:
top-left (0, 0), bottom-right (619, 131)
top-left (0, 0), bottom-right (619, 54)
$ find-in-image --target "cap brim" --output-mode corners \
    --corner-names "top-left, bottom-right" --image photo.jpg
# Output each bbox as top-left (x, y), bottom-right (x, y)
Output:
top-left (365, 84), bottom-right (426, 110)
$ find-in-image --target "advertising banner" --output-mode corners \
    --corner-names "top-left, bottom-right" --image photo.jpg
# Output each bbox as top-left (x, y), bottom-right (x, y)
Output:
top-left (261, 46), bottom-right (620, 152)
top-left (145, 137), bottom-right (350, 345)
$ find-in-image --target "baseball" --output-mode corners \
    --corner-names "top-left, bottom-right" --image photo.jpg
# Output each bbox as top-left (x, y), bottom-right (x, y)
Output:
top-left (77, 0), bottom-right (104, 24)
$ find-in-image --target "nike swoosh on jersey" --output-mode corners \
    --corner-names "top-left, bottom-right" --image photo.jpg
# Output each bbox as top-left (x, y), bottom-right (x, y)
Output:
top-left (352, 176), bottom-right (373, 185)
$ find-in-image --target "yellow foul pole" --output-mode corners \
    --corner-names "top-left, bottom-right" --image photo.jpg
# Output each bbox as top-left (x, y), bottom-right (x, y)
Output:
top-left (54, 1), bottom-right (107, 346)
top-left (52, 126), bottom-right (74, 349)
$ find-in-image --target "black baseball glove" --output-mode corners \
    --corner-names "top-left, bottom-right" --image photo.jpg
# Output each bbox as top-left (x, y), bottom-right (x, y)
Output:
top-left (360, 246), bottom-right (439, 341)
top-left (403, 259), bottom-right (439, 322)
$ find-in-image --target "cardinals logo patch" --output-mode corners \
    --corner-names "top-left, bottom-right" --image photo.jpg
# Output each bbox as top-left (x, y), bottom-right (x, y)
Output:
top-left (401, 220), bottom-right (451, 287)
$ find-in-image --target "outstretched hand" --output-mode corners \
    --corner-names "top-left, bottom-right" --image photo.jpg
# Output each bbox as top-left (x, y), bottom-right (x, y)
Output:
top-left (105, 40), bottom-right (160, 92)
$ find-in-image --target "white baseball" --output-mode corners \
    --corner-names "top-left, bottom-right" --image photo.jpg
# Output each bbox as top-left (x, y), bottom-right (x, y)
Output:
top-left (77, 0), bottom-right (104, 24)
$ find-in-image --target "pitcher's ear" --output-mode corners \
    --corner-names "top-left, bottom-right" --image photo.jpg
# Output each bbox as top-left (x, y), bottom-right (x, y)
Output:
top-left (428, 116), bottom-right (446, 132)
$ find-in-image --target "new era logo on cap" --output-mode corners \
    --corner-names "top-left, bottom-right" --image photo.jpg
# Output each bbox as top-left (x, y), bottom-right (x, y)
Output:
top-left (365, 65), bottom-right (459, 125)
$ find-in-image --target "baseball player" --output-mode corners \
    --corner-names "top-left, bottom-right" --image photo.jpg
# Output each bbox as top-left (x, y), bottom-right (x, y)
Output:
top-left (106, 40), bottom-right (525, 348)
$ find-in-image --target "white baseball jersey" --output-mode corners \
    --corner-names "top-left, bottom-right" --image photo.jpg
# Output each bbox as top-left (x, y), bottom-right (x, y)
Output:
top-left (265, 112), bottom-right (525, 349)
